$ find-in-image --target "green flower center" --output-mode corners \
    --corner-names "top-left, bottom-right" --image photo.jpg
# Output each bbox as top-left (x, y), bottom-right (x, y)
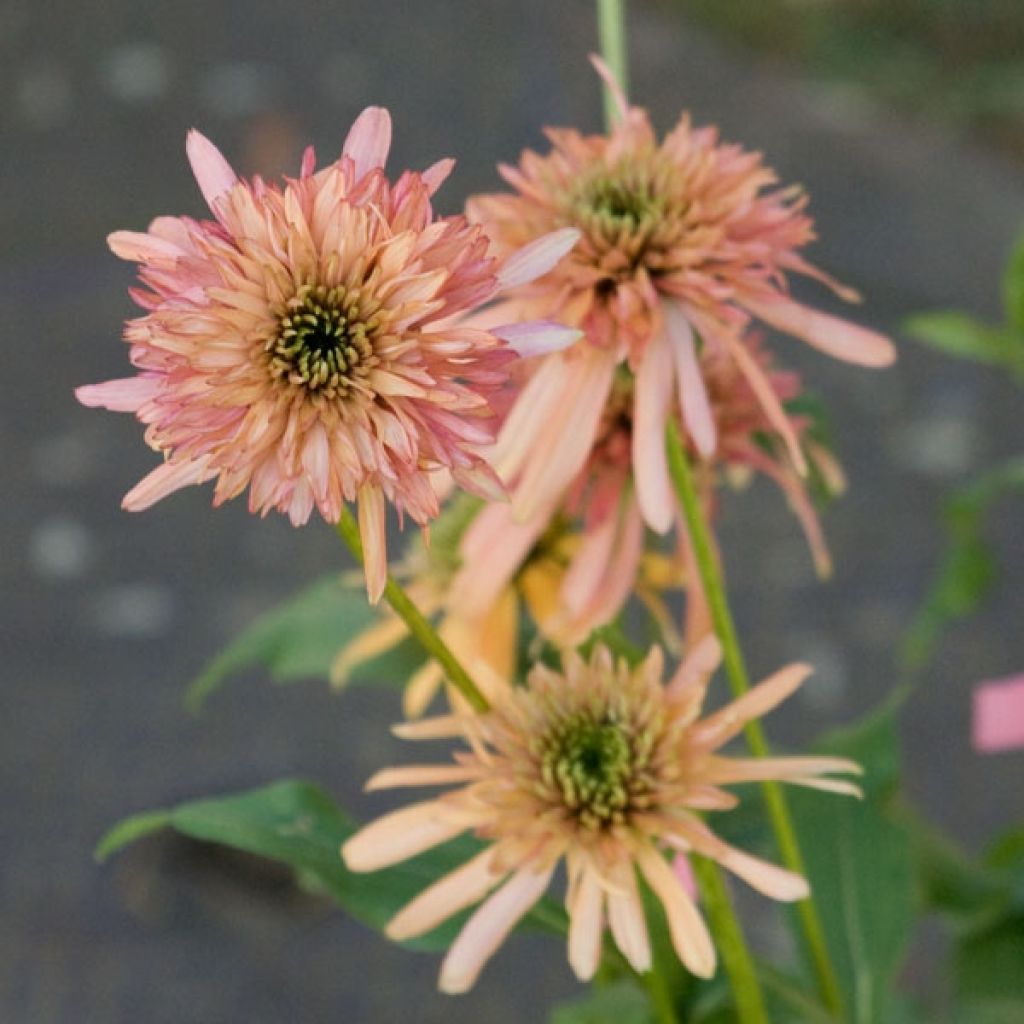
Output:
top-left (270, 284), bottom-right (377, 397)
top-left (586, 179), bottom-right (658, 229)
top-left (542, 713), bottom-right (636, 829)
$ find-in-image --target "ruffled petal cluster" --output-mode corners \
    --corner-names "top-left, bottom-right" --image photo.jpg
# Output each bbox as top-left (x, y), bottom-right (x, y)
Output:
top-left (342, 641), bottom-right (860, 991)
top-left (78, 109), bottom-right (578, 600)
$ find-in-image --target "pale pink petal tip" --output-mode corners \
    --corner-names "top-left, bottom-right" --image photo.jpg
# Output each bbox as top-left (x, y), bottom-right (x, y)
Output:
top-left (342, 106), bottom-right (393, 181)
top-left (185, 129), bottom-right (239, 212)
top-left (357, 485), bottom-right (388, 605)
top-left (497, 228), bottom-right (581, 290)
top-left (421, 158), bottom-right (455, 195)
top-left (491, 320), bottom-right (583, 358)
top-left (588, 53), bottom-right (629, 120)
top-left (973, 674), bottom-right (1024, 753)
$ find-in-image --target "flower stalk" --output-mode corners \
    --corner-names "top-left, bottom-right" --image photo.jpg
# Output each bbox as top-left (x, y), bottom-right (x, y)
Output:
top-left (335, 507), bottom-right (490, 713)
top-left (666, 419), bottom-right (846, 1019)
top-left (597, 0), bottom-right (629, 124)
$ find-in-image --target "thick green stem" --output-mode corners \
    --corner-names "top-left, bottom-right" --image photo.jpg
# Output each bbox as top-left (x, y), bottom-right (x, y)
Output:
top-left (642, 965), bottom-right (681, 1024)
top-left (692, 859), bottom-right (769, 1024)
top-left (665, 420), bottom-right (846, 1020)
top-left (597, 0), bottom-right (629, 126)
top-left (334, 507), bottom-right (489, 713)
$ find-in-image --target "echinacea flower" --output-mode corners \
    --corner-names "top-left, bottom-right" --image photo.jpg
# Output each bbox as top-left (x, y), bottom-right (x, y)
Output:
top-left (469, 59), bottom-right (894, 536)
top-left (77, 110), bottom-right (579, 600)
top-left (342, 641), bottom-right (860, 992)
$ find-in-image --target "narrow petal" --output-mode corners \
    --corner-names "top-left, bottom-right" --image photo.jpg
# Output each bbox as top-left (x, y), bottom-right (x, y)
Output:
top-left (365, 764), bottom-right (479, 791)
top-left (122, 457), bottom-right (213, 512)
top-left (491, 321), bottom-right (583, 359)
top-left (357, 484), bottom-right (387, 605)
top-left (439, 865), bottom-right (554, 994)
top-left (496, 227), bottom-right (580, 290)
top-left (186, 129), bottom-right (238, 212)
top-left (387, 848), bottom-right (501, 941)
top-left (636, 845), bottom-right (715, 978)
top-left (666, 632), bottom-right (723, 700)
top-left (567, 869), bottom-right (604, 982)
top-left (744, 296), bottom-right (896, 368)
top-left (607, 869), bottom-right (652, 973)
top-left (707, 754), bottom-right (863, 795)
top-left (392, 715), bottom-right (466, 741)
top-left (341, 801), bottom-right (470, 872)
top-left (588, 54), bottom-right (630, 121)
top-left (107, 230), bottom-right (187, 265)
top-left (688, 663), bottom-right (813, 750)
top-left (973, 674), bottom-right (1024, 752)
top-left (632, 333), bottom-right (675, 534)
top-left (75, 375), bottom-right (161, 412)
top-left (342, 106), bottom-right (392, 180)
top-left (665, 303), bottom-right (716, 458)
top-left (421, 158), bottom-right (455, 195)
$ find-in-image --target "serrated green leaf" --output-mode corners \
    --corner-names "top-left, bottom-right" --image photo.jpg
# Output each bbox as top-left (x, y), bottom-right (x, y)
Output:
top-left (549, 980), bottom-right (654, 1024)
top-left (1002, 232), bottom-right (1024, 333)
top-left (96, 780), bottom-right (567, 953)
top-left (186, 575), bottom-right (423, 711)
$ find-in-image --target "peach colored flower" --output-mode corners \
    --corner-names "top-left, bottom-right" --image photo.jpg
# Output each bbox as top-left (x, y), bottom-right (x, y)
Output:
top-left (77, 110), bottom-right (579, 600)
top-left (469, 59), bottom-right (893, 536)
top-left (342, 640), bottom-right (860, 992)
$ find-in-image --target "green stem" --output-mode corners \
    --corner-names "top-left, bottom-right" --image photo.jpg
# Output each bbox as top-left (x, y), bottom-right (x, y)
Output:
top-left (642, 965), bottom-right (681, 1024)
top-left (665, 420), bottom-right (846, 1020)
top-left (334, 507), bottom-right (489, 713)
top-left (596, 0), bottom-right (629, 127)
top-left (692, 859), bottom-right (769, 1024)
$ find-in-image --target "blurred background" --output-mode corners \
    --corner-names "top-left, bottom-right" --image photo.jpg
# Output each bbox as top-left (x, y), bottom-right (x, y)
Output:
top-left (4, 0), bottom-right (1023, 1020)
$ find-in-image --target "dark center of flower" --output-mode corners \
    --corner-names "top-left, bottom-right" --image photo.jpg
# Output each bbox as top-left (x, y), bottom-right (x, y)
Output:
top-left (541, 713), bottom-right (637, 829)
top-left (269, 284), bottom-right (378, 398)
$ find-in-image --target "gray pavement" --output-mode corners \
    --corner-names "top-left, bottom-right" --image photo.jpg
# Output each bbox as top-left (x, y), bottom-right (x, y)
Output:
top-left (4, 1), bottom-right (1023, 1021)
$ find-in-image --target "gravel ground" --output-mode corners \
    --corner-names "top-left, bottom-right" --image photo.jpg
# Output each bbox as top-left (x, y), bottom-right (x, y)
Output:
top-left (4, 1), bottom-right (1022, 1021)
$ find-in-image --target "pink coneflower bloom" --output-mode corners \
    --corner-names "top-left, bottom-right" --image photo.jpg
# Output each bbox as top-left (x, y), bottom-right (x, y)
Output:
top-left (468, 59), bottom-right (894, 535)
top-left (342, 641), bottom-right (860, 992)
top-left (76, 111), bottom-right (579, 600)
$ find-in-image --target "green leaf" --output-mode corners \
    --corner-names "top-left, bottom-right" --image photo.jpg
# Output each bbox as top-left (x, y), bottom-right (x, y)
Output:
top-left (549, 980), bottom-right (655, 1024)
top-left (186, 575), bottom-right (423, 710)
top-left (786, 702), bottom-right (916, 1024)
top-left (902, 457), bottom-right (1024, 670)
top-left (955, 915), bottom-right (1024, 1004)
top-left (1002, 232), bottom-right (1024, 333)
top-left (905, 311), bottom-right (1024, 380)
top-left (96, 780), bottom-right (567, 952)
top-left (954, 998), bottom-right (1024, 1024)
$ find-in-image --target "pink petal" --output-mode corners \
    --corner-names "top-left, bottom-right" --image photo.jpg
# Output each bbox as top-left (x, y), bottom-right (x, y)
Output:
top-left (342, 106), bottom-right (392, 180)
top-left (341, 800), bottom-right (470, 872)
top-left (588, 54), bottom-right (630, 122)
top-left (666, 633), bottom-right (723, 700)
top-left (107, 230), bottom-right (187, 266)
top-left (185, 129), bottom-right (238, 213)
top-left (744, 296), bottom-right (896, 368)
top-left (357, 483), bottom-right (387, 605)
top-left (75, 375), bottom-right (162, 413)
top-left (665, 303), bottom-right (716, 458)
top-left (421, 158), bottom-right (455, 195)
top-left (490, 320), bottom-right (582, 359)
top-left (671, 854), bottom-right (699, 900)
top-left (496, 227), bottom-right (580, 290)
top-left (567, 869), bottom-right (604, 982)
top-left (973, 674), bottom-right (1024, 752)
top-left (122, 457), bottom-right (214, 512)
top-left (632, 333), bottom-right (675, 535)
top-left (606, 868), bottom-right (651, 973)
top-left (439, 865), bottom-right (554, 994)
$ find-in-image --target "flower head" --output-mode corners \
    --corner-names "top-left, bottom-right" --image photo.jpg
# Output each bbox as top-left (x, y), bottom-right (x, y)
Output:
top-left (342, 640), bottom-right (860, 992)
top-left (77, 110), bottom-right (578, 600)
top-left (470, 60), bottom-right (893, 534)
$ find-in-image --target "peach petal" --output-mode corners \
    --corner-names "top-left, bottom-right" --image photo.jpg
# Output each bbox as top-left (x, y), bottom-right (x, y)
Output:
top-left (490, 321), bottom-right (583, 359)
top-left (357, 483), bottom-right (387, 605)
top-left (391, 715), bottom-right (467, 741)
top-left (607, 870), bottom-right (652, 973)
top-left (387, 848), bottom-right (501, 941)
top-left (745, 296), bottom-right (896, 368)
top-left (439, 865), bottom-right (554, 994)
top-left (342, 106), bottom-right (392, 180)
top-left (567, 869), bottom-right (604, 982)
top-left (632, 333), bottom-right (675, 534)
top-left (185, 129), bottom-right (238, 212)
top-left (365, 764), bottom-right (480, 791)
top-left (107, 230), bottom-right (187, 265)
top-left (75, 376), bottom-right (162, 412)
top-left (665, 302), bottom-right (716, 458)
top-left (636, 845), bottom-right (715, 979)
top-left (666, 633), bottom-right (723, 700)
top-left (122, 456), bottom-right (214, 512)
top-left (496, 227), bottom-right (580, 290)
top-left (341, 800), bottom-right (470, 872)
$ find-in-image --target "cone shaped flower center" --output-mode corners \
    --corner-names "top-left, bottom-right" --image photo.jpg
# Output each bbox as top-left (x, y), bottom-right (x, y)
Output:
top-left (540, 710), bottom-right (647, 829)
top-left (584, 177), bottom-right (658, 230)
top-left (270, 283), bottom-right (378, 397)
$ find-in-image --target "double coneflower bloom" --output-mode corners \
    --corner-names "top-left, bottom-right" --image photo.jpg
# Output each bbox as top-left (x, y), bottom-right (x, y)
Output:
top-left (77, 109), bottom-right (579, 600)
top-left (343, 641), bottom-right (861, 992)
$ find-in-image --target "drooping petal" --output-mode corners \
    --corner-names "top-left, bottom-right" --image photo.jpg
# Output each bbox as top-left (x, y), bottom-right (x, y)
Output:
top-left (185, 129), bottom-right (238, 212)
top-left (665, 302), bottom-right (716, 458)
top-left (357, 484), bottom-right (388, 605)
top-left (122, 457), bottom-right (214, 511)
top-left (439, 865), bottom-right (555, 994)
top-left (342, 106), bottom-right (392, 180)
top-left (744, 295), bottom-right (896, 368)
top-left (75, 375), bottom-right (162, 412)
top-left (607, 867), bottom-right (652, 973)
top-left (632, 332), bottom-right (675, 534)
top-left (567, 869), bottom-right (604, 982)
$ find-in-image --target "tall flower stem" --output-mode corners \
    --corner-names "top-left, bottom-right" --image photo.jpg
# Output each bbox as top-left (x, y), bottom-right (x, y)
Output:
top-left (335, 507), bottom-right (490, 713)
top-left (666, 420), bottom-right (846, 1019)
top-left (596, 0), bottom-right (629, 123)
